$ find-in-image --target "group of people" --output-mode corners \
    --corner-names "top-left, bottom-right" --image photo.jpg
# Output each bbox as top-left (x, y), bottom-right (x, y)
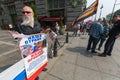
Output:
top-left (72, 22), bottom-right (88, 37)
top-left (72, 23), bottom-right (80, 36)
top-left (86, 13), bottom-right (120, 57)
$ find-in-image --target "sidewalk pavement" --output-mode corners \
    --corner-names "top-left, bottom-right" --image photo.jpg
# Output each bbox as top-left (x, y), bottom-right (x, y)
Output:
top-left (0, 30), bottom-right (120, 80)
top-left (38, 32), bottom-right (120, 80)
top-left (0, 30), bottom-right (21, 72)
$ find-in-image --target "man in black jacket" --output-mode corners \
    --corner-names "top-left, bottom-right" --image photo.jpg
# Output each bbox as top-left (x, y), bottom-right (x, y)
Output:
top-left (15, 6), bottom-right (42, 34)
top-left (15, 6), bottom-right (49, 80)
top-left (98, 13), bottom-right (120, 57)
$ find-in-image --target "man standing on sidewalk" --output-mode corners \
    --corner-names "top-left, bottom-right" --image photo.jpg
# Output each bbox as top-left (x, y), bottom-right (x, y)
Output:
top-left (98, 13), bottom-right (120, 57)
top-left (15, 5), bottom-right (49, 80)
top-left (87, 18), bottom-right (103, 53)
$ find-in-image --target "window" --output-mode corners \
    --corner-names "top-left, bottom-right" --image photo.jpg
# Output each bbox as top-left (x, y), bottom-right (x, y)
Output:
top-left (8, 5), bottom-right (16, 14)
top-left (8, 5), bottom-right (17, 25)
top-left (47, 0), bottom-right (65, 10)
top-left (49, 10), bottom-right (64, 17)
top-left (47, 0), bottom-right (65, 17)
top-left (24, 1), bottom-right (35, 7)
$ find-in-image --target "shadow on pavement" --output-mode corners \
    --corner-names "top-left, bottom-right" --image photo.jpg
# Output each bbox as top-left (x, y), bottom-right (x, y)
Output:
top-left (79, 46), bottom-right (99, 57)
top-left (66, 46), bottom-right (95, 57)
top-left (0, 64), bottom-right (13, 72)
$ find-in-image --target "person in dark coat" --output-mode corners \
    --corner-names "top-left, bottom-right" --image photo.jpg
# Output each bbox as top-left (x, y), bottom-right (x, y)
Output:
top-left (87, 18), bottom-right (103, 53)
top-left (98, 13), bottom-right (120, 57)
top-left (97, 20), bottom-right (110, 51)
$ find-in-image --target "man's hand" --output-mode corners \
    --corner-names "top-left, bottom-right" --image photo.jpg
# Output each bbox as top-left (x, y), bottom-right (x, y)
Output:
top-left (9, 31), bottom-right (25, 38)
top-left (43, 28), bottom-right (51, 33)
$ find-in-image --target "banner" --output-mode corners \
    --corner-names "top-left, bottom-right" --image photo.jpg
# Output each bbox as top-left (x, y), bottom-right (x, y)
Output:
top-left (71, 0), bottom-right (99, 26)
top-left (46, 31), bottom-right (57, 45)
top-left (19, 33), bottom-right (48, 80)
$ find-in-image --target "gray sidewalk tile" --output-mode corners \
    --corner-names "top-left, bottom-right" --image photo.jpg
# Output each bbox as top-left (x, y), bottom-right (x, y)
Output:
top-left (75, 66), bottom-right (101, 80)
top-left (102, 73), bottom-right (120, 80)
top-left (59, 52), bottom-right (77, 65)
top-left (0, 44), bottom-right (17, 54)
top-left (95, 57), bottom-right (120, 77)
top-left (43, 74), bottom-right (61, 80)
top-left (0, 50), bottom-right (21, 72)
top-left (112, 55), bottom-right (120, 66)
top-left (49, 60), bottom-right (75, 80)
top-left (77, 55), bottom-right (99, 71)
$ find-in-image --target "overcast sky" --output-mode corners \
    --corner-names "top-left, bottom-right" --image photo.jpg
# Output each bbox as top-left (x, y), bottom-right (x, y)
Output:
top-left (86, 0), bottom-right (120, 20)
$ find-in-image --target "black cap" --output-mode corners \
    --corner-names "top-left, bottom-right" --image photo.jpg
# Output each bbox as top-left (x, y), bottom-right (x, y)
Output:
top-left (113, 13), bottom-right (120, 17)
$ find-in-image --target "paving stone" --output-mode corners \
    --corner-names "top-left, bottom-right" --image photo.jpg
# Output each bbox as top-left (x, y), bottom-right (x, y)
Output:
top-left (49, 60), bottom-right (75, 80)
top-left (102, 73), bottom-right (120, 80)
top-left (95, 56), bottom-right (120, 77)
top-left (0, 50), bottom-right (21, 72)
top-left (0, 44), bottom-right (17, 54)
top-left (75, 66), bottom-right (101, 80)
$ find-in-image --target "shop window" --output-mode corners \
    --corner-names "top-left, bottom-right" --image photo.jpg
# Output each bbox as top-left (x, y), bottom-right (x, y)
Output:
top-left (8, 5), bottom-right (16, 14)
top-left (47, 0), bottom-right (65, 10)
top-left (47, 0), bottom-right (65, 17)
top-left (24, 1), bottom-right (35, 6)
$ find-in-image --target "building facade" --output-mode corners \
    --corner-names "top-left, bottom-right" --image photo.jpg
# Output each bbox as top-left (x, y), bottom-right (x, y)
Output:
top-left (0, 0), bottom-right (86, 29)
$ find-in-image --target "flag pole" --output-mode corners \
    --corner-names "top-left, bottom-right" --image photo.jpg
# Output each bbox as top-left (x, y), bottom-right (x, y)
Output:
top-left (109, 0), bottom-right (117, 23)
top-left (99, 4), bottom-right (103, 18)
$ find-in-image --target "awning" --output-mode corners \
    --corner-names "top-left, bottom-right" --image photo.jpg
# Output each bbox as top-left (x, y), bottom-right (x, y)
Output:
top-left (38, 16), bottom-right (64, 22)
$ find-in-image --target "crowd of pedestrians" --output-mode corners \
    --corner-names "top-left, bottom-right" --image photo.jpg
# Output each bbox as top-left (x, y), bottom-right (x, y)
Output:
top-left (72, 13), bottom-right (120, 57)
top-left (72, 22), bottom-right (80, 37)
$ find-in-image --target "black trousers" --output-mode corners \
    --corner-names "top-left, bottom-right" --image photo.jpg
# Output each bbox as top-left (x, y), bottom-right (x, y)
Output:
top-left (87, 36), bottom-right (99, 51)
top-left (98, 38), bottom-right (106, 49)
top-left (103, 36), bottom-right (116, 55)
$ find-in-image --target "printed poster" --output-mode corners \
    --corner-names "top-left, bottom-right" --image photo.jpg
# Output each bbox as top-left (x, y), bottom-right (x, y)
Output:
top-left (19, 33), bottom-right (48, 79)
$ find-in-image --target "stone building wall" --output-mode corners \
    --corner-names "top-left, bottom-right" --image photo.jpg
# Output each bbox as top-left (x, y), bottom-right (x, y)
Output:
top-left (65, 0), bottom-right (84, 27)
top-left (1, 0), bottom-right (86, 29)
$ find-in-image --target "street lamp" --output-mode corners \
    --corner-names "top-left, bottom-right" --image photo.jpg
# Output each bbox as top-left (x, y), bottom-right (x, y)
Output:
top-left (109, 0), bottom-right (117, 23)
top-left (99, 4), bottom-right (103, 18)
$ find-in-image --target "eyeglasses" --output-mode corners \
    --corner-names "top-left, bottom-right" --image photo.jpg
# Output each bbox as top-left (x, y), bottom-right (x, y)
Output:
top-left (22, 11), bottom-right (32, 14)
